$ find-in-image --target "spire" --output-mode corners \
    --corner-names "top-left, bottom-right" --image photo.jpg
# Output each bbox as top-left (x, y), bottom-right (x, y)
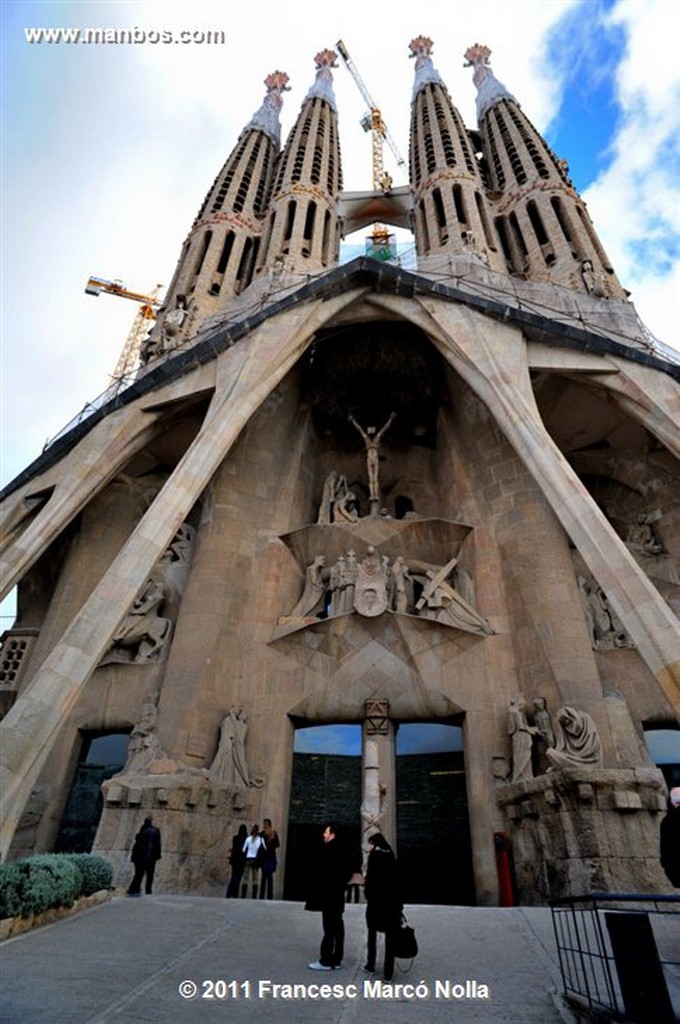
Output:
top-left (409, 35), bottom-right (443, 99)
top-left (142, 70), bottom-right (288, 359)
top-left (464, 44), bottom-right (516, 124)
top-left (304, 48), bottom-right (338, 111)
top-left (463, 44), bottom-right (626, 299)
top-left (245, 70), bottom-right (290, 147)
top-left (408, 36), bottom-right (505, 272)
top-left (255, 49), bottom-right (343, 276)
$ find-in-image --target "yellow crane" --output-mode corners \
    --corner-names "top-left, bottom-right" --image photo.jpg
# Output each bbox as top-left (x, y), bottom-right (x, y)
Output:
top-left (336, 39), bottom-right (406, 194)
top-left (85, 276), bottom-right (162, 386)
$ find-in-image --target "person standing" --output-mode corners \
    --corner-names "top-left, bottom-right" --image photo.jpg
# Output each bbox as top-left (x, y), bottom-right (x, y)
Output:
top-left (259, 818), bottom-right (280, 899)
top-left (241, 824), bottom-right (265, 899)
top-left (127, 815), bottom-right (162, 896)
top-left (306, 823), bottom-right (350, 971)
top-left (363, 832), bottom-right (402, 981)
top-left (226, 823), bottom-right (248, 897)
top-left (660, 787), bottom-right (680, 887)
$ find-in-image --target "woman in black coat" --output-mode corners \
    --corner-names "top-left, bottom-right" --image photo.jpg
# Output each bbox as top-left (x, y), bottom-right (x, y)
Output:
top-left (363, 832), bottom-right (402, 981)
top-left (226, 823), bottom-right (248, 897)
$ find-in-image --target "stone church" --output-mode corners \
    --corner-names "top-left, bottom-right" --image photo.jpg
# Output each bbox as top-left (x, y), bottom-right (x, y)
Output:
top-left (1, 39), bottom-right (678, 905)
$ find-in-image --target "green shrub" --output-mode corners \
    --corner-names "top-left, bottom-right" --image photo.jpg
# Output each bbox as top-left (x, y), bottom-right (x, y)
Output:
top-left (0, 854), bottom-right (82, 919)
top-left (0, 861), bottom-right (25, 919)
top-left (63, 854), bottom-right (113, 896)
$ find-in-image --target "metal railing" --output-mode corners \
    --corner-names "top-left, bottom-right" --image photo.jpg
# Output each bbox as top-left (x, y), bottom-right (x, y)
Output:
top-left (551, 893), bottom-right (679, 1023)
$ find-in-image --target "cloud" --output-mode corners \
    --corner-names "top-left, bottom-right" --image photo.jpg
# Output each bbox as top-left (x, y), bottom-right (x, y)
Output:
top-left (580, 0), bottom-right (680, 347)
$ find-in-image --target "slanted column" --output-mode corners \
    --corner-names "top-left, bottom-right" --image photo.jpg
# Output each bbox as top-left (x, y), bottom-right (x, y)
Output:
top-left (362, 699), bottom-right (396, 853)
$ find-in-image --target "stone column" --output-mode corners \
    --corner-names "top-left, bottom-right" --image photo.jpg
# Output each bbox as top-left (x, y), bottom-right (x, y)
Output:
top-left (361, 698), bottom-right (395, 855)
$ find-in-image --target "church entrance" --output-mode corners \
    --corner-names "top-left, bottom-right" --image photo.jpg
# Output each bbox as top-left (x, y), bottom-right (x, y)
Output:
top-left (55, 731), bottom-right (129, 853)
top-left (395, 722), bottom-right (475, 905)
top-left (284, 724), bottom-right (362, 902)
top-left (284, 719), bottom-right (475, 905)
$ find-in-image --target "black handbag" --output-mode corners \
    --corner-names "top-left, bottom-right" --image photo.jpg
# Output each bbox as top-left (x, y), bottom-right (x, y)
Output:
top-left (393, 915), bottom-right (418, 959)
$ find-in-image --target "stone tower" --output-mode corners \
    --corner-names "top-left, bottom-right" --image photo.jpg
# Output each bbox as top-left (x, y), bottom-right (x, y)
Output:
top-left (147, 70), bottom-right (289, 356)
top-left (1, 41), bottom-right (678, 906)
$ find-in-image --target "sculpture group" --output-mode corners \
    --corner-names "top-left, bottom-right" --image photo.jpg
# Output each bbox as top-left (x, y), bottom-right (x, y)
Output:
top-left (282, 547), bottom-right (492, 635)
top-left (507, 696), bottom-right (602, 783)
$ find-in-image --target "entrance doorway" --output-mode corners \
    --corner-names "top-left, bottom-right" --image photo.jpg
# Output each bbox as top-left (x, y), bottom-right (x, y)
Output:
top-left (395, 722), bottom-right (475, 905)
top-left (55, 731), bottom-right (129, 853)
top-left (284, 724), bottom-right (362, 901)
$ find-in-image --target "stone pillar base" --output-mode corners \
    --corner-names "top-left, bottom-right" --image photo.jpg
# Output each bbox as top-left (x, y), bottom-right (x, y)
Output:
top-left (496, 768), bottom-right (670, 904)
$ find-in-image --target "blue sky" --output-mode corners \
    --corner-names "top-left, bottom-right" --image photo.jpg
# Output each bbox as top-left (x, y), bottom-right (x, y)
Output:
top-left (1, 0), bottom-right (679, 505)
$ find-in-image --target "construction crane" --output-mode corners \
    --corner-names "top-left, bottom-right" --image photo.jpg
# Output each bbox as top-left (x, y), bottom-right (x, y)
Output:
top-left (336, 39), bottom-right (406, 192)
top-left (85, 276), bottom-right (162, 387)
top-left (336, 40), bottom-right (406, 258)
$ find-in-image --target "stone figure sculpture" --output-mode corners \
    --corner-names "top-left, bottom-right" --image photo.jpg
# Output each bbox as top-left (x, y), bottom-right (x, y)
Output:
top-left (110, 578), bottom-right (171, 662)
top-left (124, 701), bottom-right (160, 772)
top-left (626, 513), bottom-right (663, 555)
top-left (288, 555), bottom-right (328, 618)
top-left (209, 707), bottom-right (250, 788)
top-left (348, 411), bottom-right (396, 512)
top-left (415, 557), bottom-right (492, 635)
top-left (532, 696), bottom-right (555, 775)
top-left (508, 696), bottom-right (536, 782)
top-left (354, 546), bottom-right (389, 617)
top-left (389, 555), bottom-right (413, 613)
top-left (546, 706), bottom-right (603, 770)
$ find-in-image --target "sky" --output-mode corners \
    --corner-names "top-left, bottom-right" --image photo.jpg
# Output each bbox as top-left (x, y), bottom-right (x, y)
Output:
top-left (1, 0), bottom-right (679, 501)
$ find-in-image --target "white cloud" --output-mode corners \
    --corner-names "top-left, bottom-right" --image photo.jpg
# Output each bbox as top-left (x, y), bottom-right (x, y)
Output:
top-left (581, 0), bottom-right (680, 347)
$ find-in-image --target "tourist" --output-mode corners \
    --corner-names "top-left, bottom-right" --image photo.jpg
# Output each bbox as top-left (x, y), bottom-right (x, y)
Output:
top-left (241, 823), bottom-right (265, 899)
top-left (127, 814), bottom-right (162, 896)
top-left (259, 818), bottom-right (280, 899)
top-left (363, 832), bottom-right (402, 981)
top-left (225, 823), bottom-right (248, 897)
top-left (306, 823), bottom-right (350, 970)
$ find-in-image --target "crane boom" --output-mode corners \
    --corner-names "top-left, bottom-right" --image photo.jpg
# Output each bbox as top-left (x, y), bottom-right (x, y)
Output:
top-left (336, 39), bottom-right (405, 191)
top-left (85, 275), bottom-right (162, 385)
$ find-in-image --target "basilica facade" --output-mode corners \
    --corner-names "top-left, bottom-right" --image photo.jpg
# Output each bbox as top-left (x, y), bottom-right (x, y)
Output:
top-left (1, 39), bottom-right (678, 905)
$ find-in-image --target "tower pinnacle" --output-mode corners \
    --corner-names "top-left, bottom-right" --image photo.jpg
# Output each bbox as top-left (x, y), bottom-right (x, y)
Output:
top-left (304, 49), bottom-right (338, 111)
top-left (408, 35), bottom-right (443, 98)
top-left (464, 44), bottom-right (516, 123)
top-left (245, 70), bottom-right (291, 147)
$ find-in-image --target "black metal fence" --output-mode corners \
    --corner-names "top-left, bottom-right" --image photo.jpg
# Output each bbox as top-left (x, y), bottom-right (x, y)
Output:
top-left (551, 893), bottom-right (679, 1023)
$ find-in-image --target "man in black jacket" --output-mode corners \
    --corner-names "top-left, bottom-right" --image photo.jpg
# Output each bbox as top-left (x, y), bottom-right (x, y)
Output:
top-left (127, 815), bottom-right (162, 896)
top-left (306, 823), bottom-right (350, 970)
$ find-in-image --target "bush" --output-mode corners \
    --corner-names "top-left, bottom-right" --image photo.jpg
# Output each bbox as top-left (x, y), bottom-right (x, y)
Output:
top-left (0, 861), bottom-right (25, 920)
top-left (63, 854), bottom-right (113, 896)
top-left (15, 855), bottom-right (82, 917)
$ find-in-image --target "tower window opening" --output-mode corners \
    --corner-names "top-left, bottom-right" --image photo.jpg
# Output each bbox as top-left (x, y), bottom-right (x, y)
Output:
top-left (284, 200), bottom-right (296, 242)
top-left (527, 200), bottom-right (555, 263)
top-left (254, 145), bottom-right (274, 216)
top-left (419, 200), bottom-right (430, 253)
top-left (302, 202), bottom-right (317, 257)
top-left (551, 196), bottom-right (578, 255)
top-left (433, 188), bottom-right (446, 228)
top-left (508, 211), bottom-right (529, 268)
top-left (493, 106), bottom-right (527, 186)
top-left (191, 230), bottom-right (213, 282)
top-left (454, 110), bottom-right (477, 175)
top-left (452, 184), bottom-right (467, 226)
top-left (475, 192), bottom-right (496, 251)
top-left (216, 231), bottom-right (235, 275)
top-left (494, 216), bottom-right (512, 268)
top-left (235, 237), bottom-right (253, 287)
top-left (321, 209), bottom-right (332, 266)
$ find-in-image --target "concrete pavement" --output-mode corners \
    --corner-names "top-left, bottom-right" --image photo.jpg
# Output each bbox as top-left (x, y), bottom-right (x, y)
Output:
top-left (0, 896), bottom-right (578, 1024)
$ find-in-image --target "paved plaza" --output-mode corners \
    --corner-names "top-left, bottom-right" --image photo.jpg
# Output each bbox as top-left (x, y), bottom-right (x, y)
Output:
top-left (0, 896), bottom-right (579, 1023)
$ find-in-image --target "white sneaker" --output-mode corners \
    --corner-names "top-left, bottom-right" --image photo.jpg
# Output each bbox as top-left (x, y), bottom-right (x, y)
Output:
top-left (308, 961), bottom-right (332, 971)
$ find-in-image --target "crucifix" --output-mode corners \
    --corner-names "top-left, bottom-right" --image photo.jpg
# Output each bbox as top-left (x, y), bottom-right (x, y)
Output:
top-left (348, 411), bottom-right (396, 515)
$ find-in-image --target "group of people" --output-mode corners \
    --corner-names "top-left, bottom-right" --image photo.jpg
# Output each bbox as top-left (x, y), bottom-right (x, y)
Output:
top-left (305, 824), bottom-right (402, 980)
top-left (226, 819), bottom-right (280, 899)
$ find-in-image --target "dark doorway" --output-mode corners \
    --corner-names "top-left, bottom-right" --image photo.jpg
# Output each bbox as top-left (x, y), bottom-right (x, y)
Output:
top-left (284, 724), bottom-right (362, 901)
top-left (395, 722), bottom-right (475, 905)
top-left (55, 731), bottom-right (129, 853)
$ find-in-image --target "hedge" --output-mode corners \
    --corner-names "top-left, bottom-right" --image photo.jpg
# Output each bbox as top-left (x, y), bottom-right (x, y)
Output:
top-left (0, 853), bottom-right (113, 920)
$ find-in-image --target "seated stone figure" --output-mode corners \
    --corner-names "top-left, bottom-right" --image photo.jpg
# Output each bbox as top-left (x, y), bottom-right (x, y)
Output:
top-left (546, 706), bottom-right (603, 770)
